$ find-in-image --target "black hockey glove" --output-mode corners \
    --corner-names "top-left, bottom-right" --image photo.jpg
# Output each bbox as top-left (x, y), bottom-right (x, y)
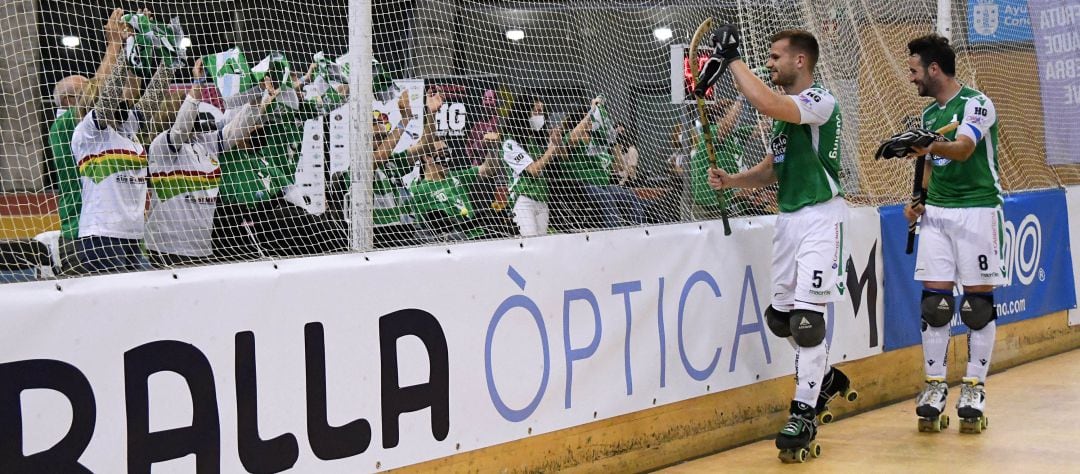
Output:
top-left (694, 24), bottom-right (741, 98)
top-left (874, 128), bottom-right (947, 159)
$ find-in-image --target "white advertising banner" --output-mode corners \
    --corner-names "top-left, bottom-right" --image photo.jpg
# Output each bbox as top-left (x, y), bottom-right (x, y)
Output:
top-left (1068, 185), bottom-right (1080, 326)
top-left (0, 208), bottom-right (884, 472)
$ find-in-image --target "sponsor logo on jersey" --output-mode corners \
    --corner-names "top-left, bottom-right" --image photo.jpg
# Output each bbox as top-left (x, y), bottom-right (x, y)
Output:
top-left (770, 133), bottom-right (788, 163)
top-left (115, 174), bottom-right (146, 184)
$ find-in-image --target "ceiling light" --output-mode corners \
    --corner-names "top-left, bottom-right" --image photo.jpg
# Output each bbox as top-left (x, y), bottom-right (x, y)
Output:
top-left (61, 36), bottom-right (80, 49)
top-left (506, 29), bottom-right (525, 42)
top-left (653, 27), bottom-right (673, 41)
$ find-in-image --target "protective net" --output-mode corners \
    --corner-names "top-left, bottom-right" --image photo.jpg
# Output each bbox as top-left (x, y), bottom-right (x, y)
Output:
top-left (0, 0), bottom-right (1072, 280)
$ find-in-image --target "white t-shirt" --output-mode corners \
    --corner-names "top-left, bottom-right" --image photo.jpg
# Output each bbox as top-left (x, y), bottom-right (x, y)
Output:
top-left (146, 129), bottom-right (223, 257)
top-left (501, 138), bottom-right (534, 197)
top-left (70, 110), bottom-right (147, 239)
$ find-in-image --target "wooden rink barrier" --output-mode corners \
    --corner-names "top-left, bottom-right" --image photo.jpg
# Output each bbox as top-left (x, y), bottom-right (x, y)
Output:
top-left (398, 311), bottom-right (1080, 473)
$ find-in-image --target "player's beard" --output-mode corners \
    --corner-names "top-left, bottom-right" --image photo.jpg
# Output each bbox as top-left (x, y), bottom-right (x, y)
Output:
top-left (916, 76), bottom-right (937, 98)
top-left (770, 67), bottom-right (796, 89)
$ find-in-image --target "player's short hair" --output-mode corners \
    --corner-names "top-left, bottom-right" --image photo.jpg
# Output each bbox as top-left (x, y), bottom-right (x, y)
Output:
top-left (908, 34), bottom-right (956, 76)
top-left (769, 29), bottom-right (819, 71)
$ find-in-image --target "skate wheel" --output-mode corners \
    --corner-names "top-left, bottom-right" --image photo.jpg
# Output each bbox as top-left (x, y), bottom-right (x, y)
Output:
top-left (959, 417), bottom-right (983, 434)
top-left (918, 415), bottom-right (947, 433)
top-left (818, 410), bottom-right (834, 424)
top-left (809, 441), bottom-right (822, 458)
top-left (778, 448), bottom-right (809, 464)
top-left (844, 388), bottom-right (859, 402)
top-left (983, 416), bottom-right (989, 429)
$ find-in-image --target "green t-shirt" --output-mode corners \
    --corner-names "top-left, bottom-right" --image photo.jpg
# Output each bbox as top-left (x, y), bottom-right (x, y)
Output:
top-left (373, 151), bottom-right (418, 226)
top-left (408, 167), bottom-right (486, 239)
top-left (220, 91), bottom-right (348, 207)
top-left (922, 85), bottom-right (1002, 208)
top-left (48, 109), bottom-right (81, 240)
top-left (691, 124), bottom-right (748, 207)
top-left (257, 91), bottom-right (348, 187)
top-left (218, 148), bottom-right (291, 206)
top-left (562, 133), bottom-right (611, 186)
top-left (770, 84), bottom-right (844, 213)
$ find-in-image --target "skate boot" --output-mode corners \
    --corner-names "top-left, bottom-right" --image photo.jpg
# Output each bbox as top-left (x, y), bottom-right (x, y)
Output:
top-left (915, 377), bottom-right (950, 432)
top-left (815, 366), bottom-right (859, 424)
top-left (957, 377), bottom-right (989, 434)
top-left (776, 401), bottom-right (822, 463)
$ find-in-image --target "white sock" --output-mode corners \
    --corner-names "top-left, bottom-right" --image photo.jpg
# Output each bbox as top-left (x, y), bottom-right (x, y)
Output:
top-left (793, 342), bottom-right (828, 408)
top-left (966, 321), bottom-right (996, 383)
top-left (922, 324), bottom-right (950, 379)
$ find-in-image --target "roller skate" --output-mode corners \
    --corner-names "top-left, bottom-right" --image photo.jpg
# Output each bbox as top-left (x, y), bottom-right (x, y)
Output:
top-left (956, 377), bottom-right (989, 434)
top-left (776, 401), bottom-right (822, 463)
top-left (915, 377), bottom-right (950, 432)
top-left (815, 366), bottom-right (859, 424)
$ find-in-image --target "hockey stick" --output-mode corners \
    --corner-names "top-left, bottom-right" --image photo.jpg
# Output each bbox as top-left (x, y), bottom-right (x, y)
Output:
top-left (689, 17), bottom-right (732, 236)
top-left (906, 121), bottom-right (959, 254)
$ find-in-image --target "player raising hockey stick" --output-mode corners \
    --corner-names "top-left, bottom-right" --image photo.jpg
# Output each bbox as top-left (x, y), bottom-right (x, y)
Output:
top-left (703, 25), bottom-right (855, 463)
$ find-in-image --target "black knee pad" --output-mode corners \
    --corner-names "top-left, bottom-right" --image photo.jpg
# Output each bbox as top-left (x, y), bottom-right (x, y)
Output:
top-left (789, 309), bottom-right (826, 347)
top-left (921, 290), bottom-right (954, 328)
top-left (959, 292), bottom-right (996, 330)
top-left (765, 306), bottom-right (792, 338)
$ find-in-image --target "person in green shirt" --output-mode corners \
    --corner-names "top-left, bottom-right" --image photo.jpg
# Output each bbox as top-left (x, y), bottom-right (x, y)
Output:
top-left (901, 34), bottom-right (1004, 434)
top-left (406, 149), bottom-right (492, 241)
top-left (704, 27), bottom-right (852, 456)
top-left (48, 75), bottom-right (88, 275)
top-left (559, 97), bottom-right (644, 229)
top-left (482, 99), bottom-right (564, 237)
top-left (212, 57), bottom-right (349, 261)
top-left (689, 99), bottom-right (751, 218)
top-left (370, 89), bottom-right (445, 247)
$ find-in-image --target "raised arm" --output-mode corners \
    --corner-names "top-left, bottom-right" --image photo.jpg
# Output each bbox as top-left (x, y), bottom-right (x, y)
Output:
top-left (221, 82), bottom-right (279, 151)
top-left (728, 61), bottom-right (802, 124)
top-left (524, 123), bottom-right (567, 177)
top-left (568, 96), bottom-right (601, 146)
top-left (373, 89), bottom-right (415, 166)
top-left (134, 61), bottom-right (181, 135)
top-left (166, 59), bottom-right (205, 147)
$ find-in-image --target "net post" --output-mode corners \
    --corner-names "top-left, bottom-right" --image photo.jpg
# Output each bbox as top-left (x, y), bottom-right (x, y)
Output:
top-left (936, 0), bottom-right (952, 40)
top-left (349, 0), bottom-right (374, 251)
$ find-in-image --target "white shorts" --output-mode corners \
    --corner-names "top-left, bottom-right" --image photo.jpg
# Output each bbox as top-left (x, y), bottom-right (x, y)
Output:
top-left (772, 197), bottom-right (850, 310)
top-left (915, 205), bottom-right (1007, 286)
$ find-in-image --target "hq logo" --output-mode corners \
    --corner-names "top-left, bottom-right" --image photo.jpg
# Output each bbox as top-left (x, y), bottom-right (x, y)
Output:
top-left (1001, 213), bottom-right (1042, 286)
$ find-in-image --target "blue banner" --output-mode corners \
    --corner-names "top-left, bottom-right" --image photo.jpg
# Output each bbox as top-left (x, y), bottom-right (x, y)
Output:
top-left (881, 188), bottom-right (1077, 351)
top-left (968, 0), bottom-right (1034, 44)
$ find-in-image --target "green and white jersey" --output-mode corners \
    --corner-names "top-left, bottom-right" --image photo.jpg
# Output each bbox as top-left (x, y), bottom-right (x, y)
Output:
top-left (769, 84), bottom-right (843, 213)
top-left (373, 151), bottom-right (419, 226)
top-left (922, 85), bottom-right (1001, 208)
top-left (501, 137), bottom-right (549, 204)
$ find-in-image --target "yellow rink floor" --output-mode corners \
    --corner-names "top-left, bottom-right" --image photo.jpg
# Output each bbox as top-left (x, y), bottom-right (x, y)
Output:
top-left (658, 347), bottom-right (1080, 473)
